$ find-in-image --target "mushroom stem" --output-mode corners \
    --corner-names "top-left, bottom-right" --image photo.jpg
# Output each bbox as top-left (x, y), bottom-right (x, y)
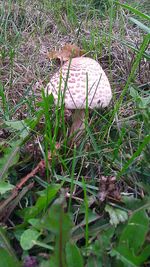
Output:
top-left (70, 109), bottom-right (85, 142)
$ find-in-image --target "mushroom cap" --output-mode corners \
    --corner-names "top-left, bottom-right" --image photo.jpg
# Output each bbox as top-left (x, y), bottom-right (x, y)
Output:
top-left (45, 57), bottom-right (112, 109)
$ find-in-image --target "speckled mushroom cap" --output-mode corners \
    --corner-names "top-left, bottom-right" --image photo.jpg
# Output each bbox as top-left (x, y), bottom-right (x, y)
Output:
top-left (45, 57), bottom-right (112, 109)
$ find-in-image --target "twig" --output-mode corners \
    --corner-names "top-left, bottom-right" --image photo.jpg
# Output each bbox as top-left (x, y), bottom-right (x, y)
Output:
top-left (15, 159), bottom-right (45, 191)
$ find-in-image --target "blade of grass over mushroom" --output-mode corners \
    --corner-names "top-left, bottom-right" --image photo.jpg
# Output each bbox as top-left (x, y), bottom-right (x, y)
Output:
top-left (41, 89), bottom-right (56, 176)
top-left (53, 73), bottom-right (63, 143)
top-left (61, 59), bottom-right (73, 141)
top-left (53, 58), bottom-right (72, 147)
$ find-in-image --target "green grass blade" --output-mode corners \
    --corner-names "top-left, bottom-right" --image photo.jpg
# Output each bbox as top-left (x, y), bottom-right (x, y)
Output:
top-left (82, 177), bottom-right (89, 249)
top-left (114, 33), bottom-right (150, 114)
top-left (117, 134), bottom-right (150, 178)
top-left (114, 1), bottom-right (150, 21)
top-left (68, 144), bottom-right (77, 211)
top-left (129, 17), bottom-right (150, 34)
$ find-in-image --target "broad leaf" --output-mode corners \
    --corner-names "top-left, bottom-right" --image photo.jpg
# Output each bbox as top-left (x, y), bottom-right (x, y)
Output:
top-left (119, 210), bottom-right (149, 253)
top-left (111, 210), bottom-right (150, 266)
top-left (0, 142), bottom-right (20, 180)
top-left (42, 198), bottom-right (73, 267)
top-left (87, 257), bottom-right (102, 267)
top-left (66, 242), bottom-right (84, 267)
top-left (0, 227), bottom-right (18, 260)
top-left (39, 260), bottom-right (50, 267)
top-left (111, 247), bottom-right (139, 267)
top-left (0, 248), bottom-right (20, 267)
top-left (20, 229), bottom-right (41, 250)
top-left (20, 185), bottom-right (60, 221)
top-left (4, 120), bottom-right (29, 139)
top-left (0, 181), bottom-right (14, 194)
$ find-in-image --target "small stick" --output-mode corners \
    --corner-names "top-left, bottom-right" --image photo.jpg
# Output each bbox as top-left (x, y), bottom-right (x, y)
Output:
top-left (15, 159), bottom-right (45, 191)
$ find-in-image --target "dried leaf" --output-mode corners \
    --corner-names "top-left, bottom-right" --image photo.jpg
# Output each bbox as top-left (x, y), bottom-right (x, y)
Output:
top-left (47, 43), bottom-right (85, 62)
top-left (47, 51), bottom-right (58, 60)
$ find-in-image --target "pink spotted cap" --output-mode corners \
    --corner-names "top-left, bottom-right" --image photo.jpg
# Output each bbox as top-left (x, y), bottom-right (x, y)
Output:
top-left (45, 57), bottom-right (112, 109)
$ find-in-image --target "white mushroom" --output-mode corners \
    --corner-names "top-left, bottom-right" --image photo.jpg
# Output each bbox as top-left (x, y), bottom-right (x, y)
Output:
top-left (45, 57), bottom-right (112, 142)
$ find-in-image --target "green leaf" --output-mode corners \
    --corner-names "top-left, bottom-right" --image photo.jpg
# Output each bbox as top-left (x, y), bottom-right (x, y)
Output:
top-left (43, 197), bottom-right (73, 267)
top-left (99, 227), bottom-right (115, 249)
top-left (119, 210), bottom-right (149, 253)
top-left (111, 247), bottom-right (139, 267)
top-left (30, 240), bottom-right (53, 251)
top-left (0, 248), bottom-right (20, 267)
top-left (66, 242), bottom-right (84, 267)
top-left (4, 120), bottom-right (29, 139)
top-left (28, 218), bottom-right (42, 230)
top-left (86, 228), bottom-right (115, 266)
top-left (39, 260), bottom-right (50, 267)
top-left (0, 142), bottom-right (20, 180)
top-left (112, 243), bottom-right (150, 267)
top-left (20, 229), bottom-right (41, 250)
top-left (0, 181), bottom-right (14, 194)
top-left (111, 210), bottom-right (150, 266)
top-left (41, 200), bottom-right (72, 236)
top-left (0, 227), bottom-right (19, 260)
top-left (21, 185), bottom-right (60, 221)
top-left (105, 205), bottom-right (128, 226)
top-left (129, 17), bottom-right (150, 34)
top-left (130, 86), bottom-right (150, 109)
top-left (130, 87), bottom-right (140, 99)
top-left (87, 257), bottom-right (102, 267)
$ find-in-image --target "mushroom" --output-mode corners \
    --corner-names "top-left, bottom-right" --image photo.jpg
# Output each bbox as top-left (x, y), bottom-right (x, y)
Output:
top-left (45, 57), bottom-right (112, 143)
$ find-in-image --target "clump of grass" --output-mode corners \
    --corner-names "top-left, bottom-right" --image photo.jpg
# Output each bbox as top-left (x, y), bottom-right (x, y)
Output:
top-left (0, 1), bottom-right (150, 267)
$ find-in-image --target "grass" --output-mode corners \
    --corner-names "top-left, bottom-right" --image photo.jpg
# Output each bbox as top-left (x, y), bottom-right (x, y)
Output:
top-left (0, 0), bottom-right (150, 266)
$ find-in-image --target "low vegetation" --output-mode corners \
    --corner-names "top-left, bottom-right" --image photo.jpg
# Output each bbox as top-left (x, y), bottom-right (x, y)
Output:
top-left (0, 0), bottom-right (150, 266)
